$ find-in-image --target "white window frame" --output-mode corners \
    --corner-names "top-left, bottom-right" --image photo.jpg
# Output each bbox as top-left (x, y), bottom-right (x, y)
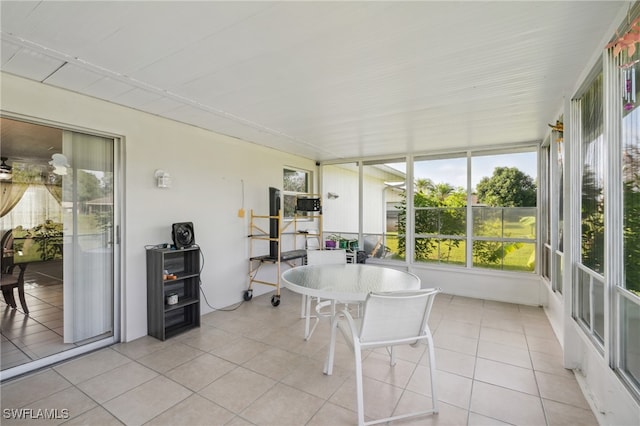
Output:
top-left (282, 166), bottom-right (312, 220)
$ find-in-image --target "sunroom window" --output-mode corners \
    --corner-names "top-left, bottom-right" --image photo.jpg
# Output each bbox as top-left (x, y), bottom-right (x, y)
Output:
top-left (363, 159), bottom-right (406, 260)
top-left (620, 50), bottom-right (640, 395)
top-left (412, 155), bottom-right (468, 267)
top-left (471, 151), bottom-right (537, 272)
top-left (575, 71), bottom-right (606, 347)
top-left (283, 167), bottom-right (311, 219)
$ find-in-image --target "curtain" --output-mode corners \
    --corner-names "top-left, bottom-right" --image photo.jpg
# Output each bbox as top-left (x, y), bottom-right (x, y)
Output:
top-left (0, 161), bottom-right (63, 220)
top-left (45, 184), bottom-right (62, 203)
top-left (0, 182), bottom-right (29, 218)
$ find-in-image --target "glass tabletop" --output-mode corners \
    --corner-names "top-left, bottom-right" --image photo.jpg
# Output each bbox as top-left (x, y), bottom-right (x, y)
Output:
top-left (281, 263), bottom-right (420, 301)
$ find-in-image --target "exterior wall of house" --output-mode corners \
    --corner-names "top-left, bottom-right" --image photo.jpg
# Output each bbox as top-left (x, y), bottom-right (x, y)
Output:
top-left (322, 164), bottom-right (359, 235)
top-left (1, 72), bottom-right (316, 342)
top-left (322, 163), bottom-right (405, 238)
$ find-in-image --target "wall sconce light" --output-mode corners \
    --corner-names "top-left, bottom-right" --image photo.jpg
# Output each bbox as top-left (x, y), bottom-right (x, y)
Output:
top-left (0, 157), bottom-right (12, 180)
top-left (327, 192), bottom-right (339, 199)
top-left (155, 169), bottom-right (172, 188)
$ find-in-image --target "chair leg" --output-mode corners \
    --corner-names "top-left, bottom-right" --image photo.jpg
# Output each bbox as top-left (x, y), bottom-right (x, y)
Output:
top-left (17, 284), bottom-right (28, 314)
top-left (304, 295), bottom-right (320, 340)
top-left (2, 287), bottom-right (17, 309)
top-left (426, 331), bottom-right (438, 413)
top-left (324, 312), bottom-right (340, 375)
top-left (354, 348), bottom-right (366, 426)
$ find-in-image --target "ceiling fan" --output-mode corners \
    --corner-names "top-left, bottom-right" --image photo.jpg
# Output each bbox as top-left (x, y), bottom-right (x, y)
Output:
top-left (0, 157), bottom-right (12, 180)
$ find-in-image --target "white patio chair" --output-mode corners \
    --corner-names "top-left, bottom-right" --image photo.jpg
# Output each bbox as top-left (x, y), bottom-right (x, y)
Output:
top-left (301, 249), bottom-right (347, 340)
top-left (324, 288), bottom-right (441, 426)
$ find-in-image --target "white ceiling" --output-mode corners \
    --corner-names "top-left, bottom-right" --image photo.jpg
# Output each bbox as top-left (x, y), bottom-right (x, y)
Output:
top-left (0, 1), bottom-right (629, 162)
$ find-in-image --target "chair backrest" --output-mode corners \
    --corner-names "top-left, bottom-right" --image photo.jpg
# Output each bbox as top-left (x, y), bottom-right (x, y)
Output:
top-left (1, 230), bottom-right (15, 273)
top-left (358, 288), bottom-right (440, 344)
top-left (305, 229), bottom-right (321, 250)
top-left (306, 249), bottom-right (347, 265)
top-left (0, 263), bottom-right (26, 286)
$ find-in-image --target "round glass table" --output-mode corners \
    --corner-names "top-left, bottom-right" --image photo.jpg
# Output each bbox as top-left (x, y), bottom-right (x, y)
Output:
top-left (281, 263), bottom-right (421, 302)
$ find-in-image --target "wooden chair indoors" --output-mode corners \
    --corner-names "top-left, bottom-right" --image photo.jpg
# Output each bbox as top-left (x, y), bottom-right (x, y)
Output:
top-left (1, 264), bottom-right (29, 314)
top-left (1, 230), bottom-right (29, 314)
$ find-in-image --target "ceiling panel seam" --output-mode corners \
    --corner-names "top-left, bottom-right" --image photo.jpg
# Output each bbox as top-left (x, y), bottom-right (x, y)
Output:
top-left (0, 31), bottom-right (333, 156)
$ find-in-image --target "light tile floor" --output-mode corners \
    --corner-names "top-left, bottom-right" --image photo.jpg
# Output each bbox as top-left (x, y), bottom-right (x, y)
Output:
top-left (1, 261), bottom-right (69, 370)
top-left (0, 289), bottom-right (599, 425)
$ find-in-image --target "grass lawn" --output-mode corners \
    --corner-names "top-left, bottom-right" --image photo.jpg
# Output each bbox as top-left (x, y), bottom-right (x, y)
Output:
top-left (384, 230), bottom-right (536, 272)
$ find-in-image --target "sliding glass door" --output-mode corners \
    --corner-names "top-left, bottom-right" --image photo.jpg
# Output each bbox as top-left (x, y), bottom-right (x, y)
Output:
top-left (0, 117), bottom-right (120, 380)
top-left (62, 130), bottom-right (115, 343)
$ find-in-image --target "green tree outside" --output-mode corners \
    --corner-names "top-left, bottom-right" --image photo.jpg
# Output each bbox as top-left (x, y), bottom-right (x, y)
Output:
top-left (473, 167), bottom-right (536, 270)
top-left (398, 166), bottom-right (537, 270)
top-left (476, 167), bottom-right (536, 207)
top-left (623, 146), bottom-right (640, 296)
top-left (397, 181), bottom-right (466, 263)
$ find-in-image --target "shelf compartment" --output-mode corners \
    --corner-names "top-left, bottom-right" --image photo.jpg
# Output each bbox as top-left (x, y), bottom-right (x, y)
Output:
top-left (164, 297), bottom-right (199, 312)
top-left (163, 272), bottom-right (200, 283)
top-left (147, 246), bottom-right (201, 341)
top-left (163, 305), bottom-right (200, 339)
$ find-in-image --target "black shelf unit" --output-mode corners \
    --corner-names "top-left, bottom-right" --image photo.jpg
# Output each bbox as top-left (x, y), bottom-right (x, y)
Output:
top-left (146, 246), bottom-right (200, 340)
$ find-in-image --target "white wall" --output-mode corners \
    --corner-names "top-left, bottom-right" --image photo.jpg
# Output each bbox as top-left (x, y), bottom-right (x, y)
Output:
top-left (541, 281), bottom-right (640, 426)
top-left (410, 264), bottom-right (546, 306)
top-left (567, 322), bottom-right (640, 426)
top-left (542, 283), bottom-right (565, 345)
top-left (1, 72), bottom-right (316, 342)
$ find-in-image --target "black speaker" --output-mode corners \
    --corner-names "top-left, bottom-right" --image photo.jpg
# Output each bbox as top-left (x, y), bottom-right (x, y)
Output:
top-left (172, 222), bottom-right (195, 249)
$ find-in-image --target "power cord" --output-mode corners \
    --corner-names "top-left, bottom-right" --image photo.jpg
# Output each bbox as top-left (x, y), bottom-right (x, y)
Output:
top-left (196, 245), bottom-right (245, 311)
top-left (144, 243), bottom-right (172, 250)
top-left (145, 243), bottom-right (244, 311)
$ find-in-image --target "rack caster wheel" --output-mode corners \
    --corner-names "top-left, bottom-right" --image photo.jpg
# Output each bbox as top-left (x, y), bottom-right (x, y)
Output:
top-left (243, 290), bottom-right (253, 301)
top-left (271, 295), bottom-right (280, 307)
